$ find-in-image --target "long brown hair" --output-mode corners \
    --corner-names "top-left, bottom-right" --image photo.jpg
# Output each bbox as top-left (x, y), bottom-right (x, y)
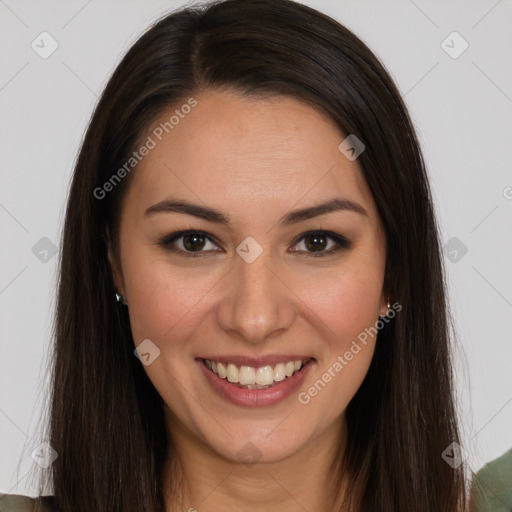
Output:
top-left (27, 0), bottom-right (468, 510)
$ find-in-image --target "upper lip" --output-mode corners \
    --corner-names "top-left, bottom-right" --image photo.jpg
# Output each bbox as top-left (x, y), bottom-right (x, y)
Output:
top-left (198, 355), bottom-right (314, 367)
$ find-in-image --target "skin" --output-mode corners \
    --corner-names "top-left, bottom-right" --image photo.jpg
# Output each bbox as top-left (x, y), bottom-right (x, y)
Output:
top-left (109, 89), bottom-right (389, 511)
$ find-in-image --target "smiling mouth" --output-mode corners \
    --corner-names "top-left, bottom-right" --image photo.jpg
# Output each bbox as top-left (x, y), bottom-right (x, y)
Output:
top-left (201, 358), bottom-right (313, 389)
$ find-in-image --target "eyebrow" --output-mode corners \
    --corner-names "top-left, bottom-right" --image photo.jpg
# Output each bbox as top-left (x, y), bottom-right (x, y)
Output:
top-left (144, 197), bottom-right (368, 227)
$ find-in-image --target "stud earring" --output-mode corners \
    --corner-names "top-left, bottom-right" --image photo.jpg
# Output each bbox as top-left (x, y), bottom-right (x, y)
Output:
top-left (114, 287), bottom-right (125, 305)
top-left (379, 298), bottom-right (392, 319)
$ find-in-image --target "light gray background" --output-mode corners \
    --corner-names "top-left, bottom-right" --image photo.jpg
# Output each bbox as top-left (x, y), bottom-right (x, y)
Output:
top-left (1, 0), bottom-right (511, 496)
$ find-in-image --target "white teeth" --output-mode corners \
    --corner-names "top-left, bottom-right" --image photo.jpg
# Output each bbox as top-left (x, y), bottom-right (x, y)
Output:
top-left (204, 358), bottom-right (308, 386)
top-left (256, 365), bottom-right (274, 385)
top-left (217, 362), bottom-right (227, 379)
top-left (239, 366), bottom-right (256, 385)
top-left (227, 363), bottom-right (239, 383)
top-left (273, 363), bottom-right (286, 382)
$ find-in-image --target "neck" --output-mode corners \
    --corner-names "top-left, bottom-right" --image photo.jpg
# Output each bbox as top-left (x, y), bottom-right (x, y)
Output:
top-left (163, 408), bottom-right (350, 512)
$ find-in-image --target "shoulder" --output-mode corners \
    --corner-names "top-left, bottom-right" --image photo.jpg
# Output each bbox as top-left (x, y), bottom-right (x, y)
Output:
top-left (470, 448), bottom-right (512, 511)
top-left (0, 493), bottom-right (57, 512)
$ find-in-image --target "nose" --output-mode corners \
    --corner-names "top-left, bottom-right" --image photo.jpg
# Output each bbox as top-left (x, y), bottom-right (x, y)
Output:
top-left (216, 247), bottom-right (297, 344)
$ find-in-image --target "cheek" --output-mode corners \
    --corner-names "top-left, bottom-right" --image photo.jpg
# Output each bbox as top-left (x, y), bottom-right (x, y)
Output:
top-left (125, 268), bottom-right (202, 344)
top-left (296, 272), bottom-right (382, 415)
top-left (296, 256), bottom-right (384, 403)
top-left (305, 261), bottom-right (384, 345)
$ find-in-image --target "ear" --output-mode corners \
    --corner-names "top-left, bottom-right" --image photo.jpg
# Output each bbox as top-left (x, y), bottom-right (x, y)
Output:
top-left (106, 225), bottom-right (125, 296)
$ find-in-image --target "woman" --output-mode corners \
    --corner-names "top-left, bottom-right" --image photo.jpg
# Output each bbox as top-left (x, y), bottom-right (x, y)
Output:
top-left (0, 0), bottom-right (469, 510)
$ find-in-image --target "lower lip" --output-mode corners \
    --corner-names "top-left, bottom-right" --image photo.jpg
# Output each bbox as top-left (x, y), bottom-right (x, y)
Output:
top-left (196, 358), bottom-right (314, 407)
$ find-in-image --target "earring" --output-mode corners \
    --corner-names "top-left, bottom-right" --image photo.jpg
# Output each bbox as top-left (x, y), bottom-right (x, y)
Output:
top-left (114, 287), bottom-right (124, 305)
top-left (379, 298), bottom-right (392, 319)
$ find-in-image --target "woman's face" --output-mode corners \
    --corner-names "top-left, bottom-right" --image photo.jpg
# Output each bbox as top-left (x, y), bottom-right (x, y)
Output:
top-left (110, 89), bottom-right (388, 464)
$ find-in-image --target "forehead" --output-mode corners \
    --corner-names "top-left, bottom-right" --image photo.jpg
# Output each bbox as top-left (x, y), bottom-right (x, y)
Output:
top-left (123, 89), bottom-right (378, 223)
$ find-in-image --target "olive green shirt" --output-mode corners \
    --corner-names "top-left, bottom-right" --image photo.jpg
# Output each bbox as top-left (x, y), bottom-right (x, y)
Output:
top-left (470, 448), bottom-right (512, 512)
top-left (0, 493), bottom-right (56, 512)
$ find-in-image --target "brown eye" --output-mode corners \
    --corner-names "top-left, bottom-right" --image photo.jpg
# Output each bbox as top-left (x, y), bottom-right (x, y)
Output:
top-left (182, 232), bottom-right (207, 251)
top-left (304, 233), bottom-right (329, 252)
top-left (290, 231), bottom-right (351, 257)
top-left (158, 230), bottom-right (220, 257)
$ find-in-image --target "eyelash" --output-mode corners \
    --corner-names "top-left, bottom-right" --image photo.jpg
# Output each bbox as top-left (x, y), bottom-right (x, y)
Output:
top-left (156, 229), bottom-right (352, 258)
